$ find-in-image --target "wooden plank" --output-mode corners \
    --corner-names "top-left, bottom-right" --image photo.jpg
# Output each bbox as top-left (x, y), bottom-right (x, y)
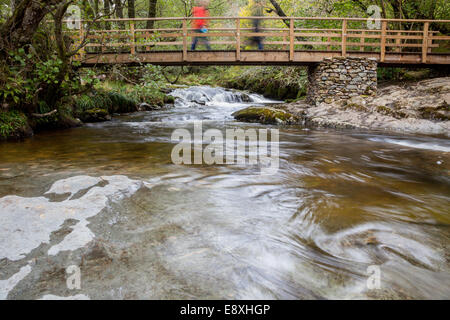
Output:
top-left (136, 42), bottom-right (184, 46)
top-left (422, 22), bottom-right (429, 63)
top-left (183, 20), bottom-right (188, 61)
top-left (243, 32), bottom-right (288, 37)
top-left (265, 41), bottom-right (290, 45)
top-left (385, 43), bottom-right (438, 48)
top-left (130, 21), bottom-right (135, 54)
top-left (294, 41), bottom-right (342, 46)
top-left (137, 33), bottom-right (183, 38)
top-left (360, 31), bottom-right (365, 52)
top-left (341, 19), bottom-right (347, 57)
top-left (429, 35), bottom-right (450, 40)
top-left (380, 21), bottom-right (387, 62)
top-left (80, 51), bottom-right (450, 66)
top-left (294, 32), bottom-right (341, 37)
top-left (396, 32), bottom-right (401, 52)
top-left (384, 35), bottom-right (423, 40)
top-left (289, 18), bottom-right (294, 61)
top-left (187, 32), bottom-right (235, 37)
top-left (87, 34), bottom-right (130, 39)
top-left (236, 18), bottom-right (241, 61)
top-left (347, 34), bottom-right (381, 39)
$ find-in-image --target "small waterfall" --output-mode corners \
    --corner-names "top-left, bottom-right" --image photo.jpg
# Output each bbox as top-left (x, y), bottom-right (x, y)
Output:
top-left (169, 86), bottom-right (274, 107)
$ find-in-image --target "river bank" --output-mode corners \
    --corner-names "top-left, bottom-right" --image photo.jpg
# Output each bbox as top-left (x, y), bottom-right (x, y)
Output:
top-left (235, 77), bottom-right (450, 136)
top-left (0, 81), bottom-right (175, 141)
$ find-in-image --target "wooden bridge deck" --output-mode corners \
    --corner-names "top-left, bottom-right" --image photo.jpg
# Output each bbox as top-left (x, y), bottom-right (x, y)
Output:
top-left (66, 17), bottom-right (450, 66)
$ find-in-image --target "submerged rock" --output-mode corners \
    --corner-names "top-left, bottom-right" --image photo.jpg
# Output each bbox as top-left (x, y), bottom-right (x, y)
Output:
top-left (232, 107), bottom-right (300, 125)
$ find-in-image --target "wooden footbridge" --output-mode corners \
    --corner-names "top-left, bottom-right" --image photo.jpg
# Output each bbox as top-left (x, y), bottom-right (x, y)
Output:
top-left (67, 17), bottom-right (450, 67)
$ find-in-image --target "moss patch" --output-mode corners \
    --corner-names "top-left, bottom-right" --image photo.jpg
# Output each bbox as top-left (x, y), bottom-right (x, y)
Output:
top-left (418, 104), bottom-right (450, 121)
top-left (232, 107), bottom-right (300, 125)
top-left (375, 105), bottom-right (407, 119)
top-left (343, 103), bottom-right (368, 112)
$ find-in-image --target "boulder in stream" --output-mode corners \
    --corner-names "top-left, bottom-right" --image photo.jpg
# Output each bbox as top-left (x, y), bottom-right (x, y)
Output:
top-left (79, 108), bottom-right (111, 123)
top-left (232, 107), bottom-right (300, 125)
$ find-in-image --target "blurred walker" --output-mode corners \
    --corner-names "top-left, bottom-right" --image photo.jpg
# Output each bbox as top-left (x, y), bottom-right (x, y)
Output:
top-left (250, 0), bottom-right (264, 50)
top-left (191, 0), bottom-right (212, 51)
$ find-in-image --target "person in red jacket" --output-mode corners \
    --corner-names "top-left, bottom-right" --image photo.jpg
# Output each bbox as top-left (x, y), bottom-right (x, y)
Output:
top-left (191, 0), bottom-right (211, 51)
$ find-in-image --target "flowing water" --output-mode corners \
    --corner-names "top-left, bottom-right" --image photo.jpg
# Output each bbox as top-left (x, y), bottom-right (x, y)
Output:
top-left (0, 86), bottom-right (449, 300)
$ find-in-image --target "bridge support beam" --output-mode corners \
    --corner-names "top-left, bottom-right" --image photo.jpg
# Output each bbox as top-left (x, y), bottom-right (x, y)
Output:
top-left (307, 57), bottom-right (378, 106)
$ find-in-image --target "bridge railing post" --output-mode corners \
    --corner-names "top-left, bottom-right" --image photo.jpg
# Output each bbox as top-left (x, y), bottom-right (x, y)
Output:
top-left (236, 18), bottom-right (241, 61)
top-left (380, 21), bottom-right (387, 62)
top-left (341, 19), bottom-right (347, 57)
top-left (130, 21), bottom-right (136, 55)
top-left (289, 18), bottom-right (294, 61)
top-left (422, 22), bottom-right (429, 63)
top-left (183, 19), bottom-right (188, 62)
top-left (360, 31), bottom-right (365, 52)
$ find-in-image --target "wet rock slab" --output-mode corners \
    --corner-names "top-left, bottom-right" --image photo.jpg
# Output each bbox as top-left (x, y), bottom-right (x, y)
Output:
top-left (286, 77), bottom-right (450, 136)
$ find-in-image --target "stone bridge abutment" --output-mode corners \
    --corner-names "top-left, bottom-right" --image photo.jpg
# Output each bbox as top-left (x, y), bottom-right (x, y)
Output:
top-left (307, 57), bottom-right (378, 105)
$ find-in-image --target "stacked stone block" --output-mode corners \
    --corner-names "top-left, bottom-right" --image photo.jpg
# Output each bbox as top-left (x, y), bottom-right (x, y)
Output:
top-left (307, 57), bottom-right (378, 105)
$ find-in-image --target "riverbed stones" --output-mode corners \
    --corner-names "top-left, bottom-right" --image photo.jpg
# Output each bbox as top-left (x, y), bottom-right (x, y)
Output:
top-left (307, 57), bottom-right (378, 106)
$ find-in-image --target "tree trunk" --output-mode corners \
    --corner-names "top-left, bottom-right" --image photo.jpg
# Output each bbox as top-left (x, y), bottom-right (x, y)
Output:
top-left (104, 0), bottom-right (111, 29)
top-left (128, 0), bottom-right (135, 18)
top-left (114, 0), bottom-right (124, 18)
top-left (146, 0), bottom-right (157, 30)
top-left (114, 0), bottom-right (124, 28)
top-left (0, 0), bottom-right (61, 53)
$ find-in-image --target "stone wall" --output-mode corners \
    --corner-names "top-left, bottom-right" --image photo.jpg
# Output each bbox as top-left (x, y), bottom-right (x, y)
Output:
top-left (307, 57), bottom-right (378, 105)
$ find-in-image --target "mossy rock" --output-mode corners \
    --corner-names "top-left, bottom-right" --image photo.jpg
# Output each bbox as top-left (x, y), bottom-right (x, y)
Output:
top-left (164, 95), bottom-right (175, 104)
top-left (79, 108), bottom-right (111, 123)
top-left (232, 107), bottom-right (300, 125)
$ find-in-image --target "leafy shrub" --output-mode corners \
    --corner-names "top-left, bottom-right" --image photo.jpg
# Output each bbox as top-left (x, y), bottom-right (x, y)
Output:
top-left (0, 110), bottom-right (29, 139)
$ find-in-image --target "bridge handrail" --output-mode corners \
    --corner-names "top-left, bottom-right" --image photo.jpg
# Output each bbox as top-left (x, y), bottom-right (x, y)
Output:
top-left (62, 17), bottom-right (450, 23)
top-left (63, 16), bottom-right (450, 65)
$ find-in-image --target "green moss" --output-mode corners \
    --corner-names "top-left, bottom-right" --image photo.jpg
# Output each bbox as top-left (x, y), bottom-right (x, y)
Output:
top-left (344, 103), bottom-right (368, 112)
top-left (418, 105), bottom-right (450, 121)
top-left (0, 110), bottom-right (31, 140)
top-left (164, 95), bottom-right (175, 104)
top-left (375, 105), bottom-right (407, 119)
top-left (232, 107), bottom-right (300, 125)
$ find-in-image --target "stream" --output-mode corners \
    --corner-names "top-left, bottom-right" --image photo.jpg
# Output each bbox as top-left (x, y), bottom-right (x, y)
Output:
top-left (0, 86), bottom-right (449, 299)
